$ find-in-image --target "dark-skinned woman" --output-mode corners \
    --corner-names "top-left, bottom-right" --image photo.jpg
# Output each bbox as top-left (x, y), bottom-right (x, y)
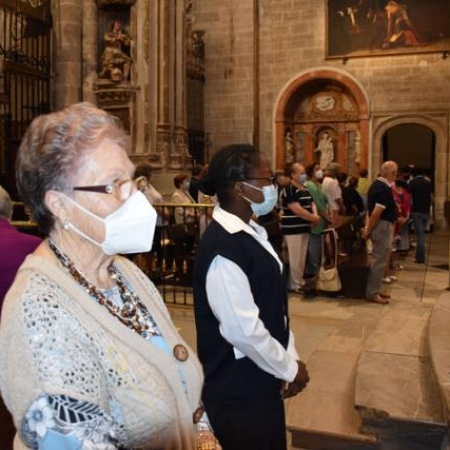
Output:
top-left (194, 144), bottom-right (310, 450)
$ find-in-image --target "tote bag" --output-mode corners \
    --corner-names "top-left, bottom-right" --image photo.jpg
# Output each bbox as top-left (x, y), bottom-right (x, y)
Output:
top-left (317, 229), bottom-right (342, 292)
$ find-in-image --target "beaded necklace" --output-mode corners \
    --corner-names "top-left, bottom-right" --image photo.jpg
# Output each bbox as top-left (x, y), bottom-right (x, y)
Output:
top-left (48, 239), bottom-right (161, 337)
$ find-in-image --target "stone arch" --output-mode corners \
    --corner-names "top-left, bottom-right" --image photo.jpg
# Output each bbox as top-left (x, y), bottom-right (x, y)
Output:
top-left (372, 112), bottom-right (449, 228)
top-left (274, 67), bottom-right (370, 172)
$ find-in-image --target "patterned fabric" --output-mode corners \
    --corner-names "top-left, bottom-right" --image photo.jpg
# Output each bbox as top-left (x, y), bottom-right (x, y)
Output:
top-left (22, 394), bottom-right (120, 449)
top-left (0, 254), bottom-right (204, 449)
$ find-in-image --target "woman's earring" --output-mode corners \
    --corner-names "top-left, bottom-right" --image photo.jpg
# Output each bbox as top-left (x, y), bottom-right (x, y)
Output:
top-left (62, 220), bottom-right (71, 231)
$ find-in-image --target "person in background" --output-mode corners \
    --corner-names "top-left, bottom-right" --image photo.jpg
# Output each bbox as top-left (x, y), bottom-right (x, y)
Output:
top-left (304, 163), bottom-right (331, 291)
top-left (392, 177), bottom-right (411, 254)
top-left (356, 168), bottom-right (370, 211)
top-left (322, 162), bottom-right (345, 227)
top-left (194, 144), bottom-right (309, 450)
top-left (408, 166), bottom-right (433, 264)
top-left (135, 163), bottom-right (166, 273)
top-left (189, 164), bottom-right (205, 203)
top-left (0, 185), bottom-right (41, 308)
top-left (280, 163), bottom-right (319, 293)
top-left (362, 160), bottom-right (398, 304)
top-left (0, 102), bottom-right (218, 450)
top-left (172, 174), bottom-right (197, 225)
top-left (339, 174), bottom-right (364, 217)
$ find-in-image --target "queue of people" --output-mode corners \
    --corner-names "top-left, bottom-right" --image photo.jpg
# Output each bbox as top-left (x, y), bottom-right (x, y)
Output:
top-left (0, 101), bottom-right (435, 450)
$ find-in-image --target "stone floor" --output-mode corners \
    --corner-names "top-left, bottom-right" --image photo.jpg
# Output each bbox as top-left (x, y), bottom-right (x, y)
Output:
top-left (169, 230), bottom-right (450, 449)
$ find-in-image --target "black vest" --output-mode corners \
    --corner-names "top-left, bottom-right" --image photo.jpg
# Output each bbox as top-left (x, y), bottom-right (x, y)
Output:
top-left (193, 219), bottom-right (290, 405)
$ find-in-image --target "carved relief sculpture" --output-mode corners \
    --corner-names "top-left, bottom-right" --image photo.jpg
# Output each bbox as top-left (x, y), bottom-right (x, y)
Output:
top-left (98, 19), bottom-right (132, 83)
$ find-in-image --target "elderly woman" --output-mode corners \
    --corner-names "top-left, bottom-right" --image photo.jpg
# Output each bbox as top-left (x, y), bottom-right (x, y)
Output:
top-left (0, 103), bottom-right (219, 450)
top-left (193, 144), bottom-right (310, 450)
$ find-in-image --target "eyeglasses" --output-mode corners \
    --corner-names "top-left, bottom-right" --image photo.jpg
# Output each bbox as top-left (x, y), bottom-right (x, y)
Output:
top-left (73, 178), bottom-right (136, 201)
top-left (244, 177), bottom-right (276, 185)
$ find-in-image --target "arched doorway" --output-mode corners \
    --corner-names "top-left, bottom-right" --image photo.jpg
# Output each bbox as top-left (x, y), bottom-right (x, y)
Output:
top-left (274, 68), bottom-right (370, 174)
top-left (383, 124), bottom-right (435, 177)
top-left (372, 112), bottom-right (449, 228)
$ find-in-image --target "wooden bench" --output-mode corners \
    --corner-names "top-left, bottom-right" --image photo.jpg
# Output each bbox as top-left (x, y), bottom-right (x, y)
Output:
top-left (335, 216), bottom-right (370, 299)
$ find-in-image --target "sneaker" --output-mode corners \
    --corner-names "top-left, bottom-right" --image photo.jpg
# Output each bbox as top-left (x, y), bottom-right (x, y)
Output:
top-left (389, 275), bottom-right (398, 281)
top-left (382, 277), bottom-right (392, 284)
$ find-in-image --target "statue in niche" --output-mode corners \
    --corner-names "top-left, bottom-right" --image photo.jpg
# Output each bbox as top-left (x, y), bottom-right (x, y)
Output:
top-left (354, 130), bottom-right (361, 165)
top-left (99, 19), bottom-right (132, 83)
top-left (284, 128), bottom-right (294, 164)
top-left (314, 131), bottom-right (334, 170)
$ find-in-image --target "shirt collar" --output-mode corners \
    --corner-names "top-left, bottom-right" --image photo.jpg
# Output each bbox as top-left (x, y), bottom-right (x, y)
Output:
top-left (212, 205), bottom-right (268, 240)
top-left (376, 176), bottom-right (391, 187)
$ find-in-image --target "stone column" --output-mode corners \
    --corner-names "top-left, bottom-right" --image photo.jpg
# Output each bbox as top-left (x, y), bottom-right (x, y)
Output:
top-left (52, 0), bottom-right (83, 109)
top-left (172, 0), bottom-right (191, 169)
top-left (81, 0), bottom-right (98, 103)
top-left (155, 0), bottom-right (171, 166)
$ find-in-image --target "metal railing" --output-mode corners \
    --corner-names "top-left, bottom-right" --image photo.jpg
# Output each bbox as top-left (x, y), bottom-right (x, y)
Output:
top-left (131, 202), bottom-right (215, 306)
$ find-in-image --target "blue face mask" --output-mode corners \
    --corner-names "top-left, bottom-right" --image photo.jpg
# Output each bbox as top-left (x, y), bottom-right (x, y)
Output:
top-left (298, 173), bottom-right (308, 184)
top-left (242, 182), bottom-right (278, 217)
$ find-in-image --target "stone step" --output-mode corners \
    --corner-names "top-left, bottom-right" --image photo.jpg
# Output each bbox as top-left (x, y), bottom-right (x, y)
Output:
top-left (354, 304), bottom-right (448, 450)
top-left (286, 346), bottom-right (378, 449)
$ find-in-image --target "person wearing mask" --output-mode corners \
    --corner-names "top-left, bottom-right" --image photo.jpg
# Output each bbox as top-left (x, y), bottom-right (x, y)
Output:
top-left (362, 160), bottom-right (399, 304)
top-left (172, 174), bottom-right (197, 225)
top-left (194, 144), bottom-right (310, 450)
top-left (408, 166), bottom-right (433, 264)
top-left (0, 185), bottom-right (41, 308)
top-left (0, 102), bottom-right (219, 450)
top-left (304, 163), bottom-right (331, 291)
top-left (280, 163), bottom-right (320, 293)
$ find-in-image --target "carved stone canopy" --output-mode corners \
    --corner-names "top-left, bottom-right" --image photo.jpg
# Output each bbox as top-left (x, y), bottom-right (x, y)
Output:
top-left (97, 0), bottom-right (136, 7)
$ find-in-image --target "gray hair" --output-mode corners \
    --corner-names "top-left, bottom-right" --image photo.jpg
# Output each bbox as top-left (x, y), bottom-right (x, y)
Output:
top-left (16, 102), bottom-right (128, 235)
top-left (0, 185), bottom-right (13, 220)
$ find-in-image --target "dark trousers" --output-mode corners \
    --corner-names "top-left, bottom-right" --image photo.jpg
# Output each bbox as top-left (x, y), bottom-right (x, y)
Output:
top-left (205, 394), bottom-right (287, 450)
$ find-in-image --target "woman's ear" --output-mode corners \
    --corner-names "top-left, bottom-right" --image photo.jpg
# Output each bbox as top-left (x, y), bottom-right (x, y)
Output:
top-left (234, 181), bottom-right (244, 196)
top-left (44, 190), bottom-right (66, 220)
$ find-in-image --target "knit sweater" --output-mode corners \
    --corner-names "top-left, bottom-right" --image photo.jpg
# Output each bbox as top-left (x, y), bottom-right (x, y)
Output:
top-left (0, 254), bottom-right (203, 449)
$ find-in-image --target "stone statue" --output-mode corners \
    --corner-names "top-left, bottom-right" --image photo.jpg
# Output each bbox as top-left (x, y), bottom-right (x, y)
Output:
top-left (314, 131), bottom-right (334, 170)
top-left (284, 128), bottom-right (294, 164)
top-left (354, 130), bottom-right (361, 165)
top-left (99, 20), bottom-right (132, 83)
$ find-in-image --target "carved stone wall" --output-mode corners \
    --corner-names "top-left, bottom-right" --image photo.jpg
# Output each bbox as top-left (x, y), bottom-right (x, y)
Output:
top-left (51, 0), bottom-right (193, 174)
top-left (275, 68), bottom-right (370, 174)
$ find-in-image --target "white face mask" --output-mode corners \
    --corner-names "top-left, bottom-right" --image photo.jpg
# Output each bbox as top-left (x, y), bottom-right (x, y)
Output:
top-left (242, 182), bottom-right (278, 217)
top-left (315, 169), bottom-right (324, 180)
top-left (63, 191), bottom-right (157, 255)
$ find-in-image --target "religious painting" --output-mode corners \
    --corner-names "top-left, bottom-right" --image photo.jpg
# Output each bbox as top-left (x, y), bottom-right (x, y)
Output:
top-left (326, 0), bottom-right (450, 59)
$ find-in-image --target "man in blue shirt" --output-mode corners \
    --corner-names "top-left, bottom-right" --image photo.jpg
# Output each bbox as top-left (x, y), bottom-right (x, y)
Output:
top-left (409, 167), bottom-right (433, 264)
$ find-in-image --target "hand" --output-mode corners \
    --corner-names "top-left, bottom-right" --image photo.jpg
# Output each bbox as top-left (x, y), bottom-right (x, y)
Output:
top-left (292, 360), bottom-right (310, 391)
top-left (280, 380), bottom-right (303, 399)
top-left (196, 431), bottom-right (222, 450)
top-left (311, 214), bottom-right (321, 226)
top-left (361, 227), bottom-right (370, 240)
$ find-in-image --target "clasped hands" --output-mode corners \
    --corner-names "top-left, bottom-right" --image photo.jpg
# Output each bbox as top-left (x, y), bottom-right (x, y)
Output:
top-left (196, 430), bottom-right (222, 450)
top-left (280, 360), bottom-right (310, 399)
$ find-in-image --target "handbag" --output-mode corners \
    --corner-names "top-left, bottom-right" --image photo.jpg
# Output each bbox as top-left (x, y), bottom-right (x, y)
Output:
top-left (317, 229), bottom-right (342, 292)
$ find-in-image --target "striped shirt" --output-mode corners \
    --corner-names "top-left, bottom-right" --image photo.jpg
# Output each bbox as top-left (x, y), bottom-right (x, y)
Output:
top-left (280, 183), bottom-right (313, 235)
